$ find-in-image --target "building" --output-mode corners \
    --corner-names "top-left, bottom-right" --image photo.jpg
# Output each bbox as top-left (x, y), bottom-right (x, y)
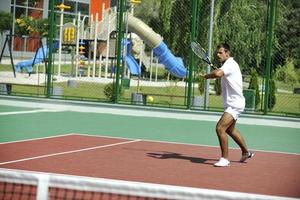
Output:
top-left (1, 0), bottom-right (92, 53)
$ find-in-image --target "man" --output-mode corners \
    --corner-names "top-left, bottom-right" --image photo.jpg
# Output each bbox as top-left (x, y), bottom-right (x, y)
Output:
top-left (202, 43), bottom-right (254, 167)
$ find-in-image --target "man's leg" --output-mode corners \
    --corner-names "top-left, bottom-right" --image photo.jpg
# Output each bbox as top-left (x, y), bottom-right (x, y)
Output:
top-left (226, 119), bottom-right (254, 162)
top-left (216, 112), bottom-right (235, 159)
top-left (226, 121), bottom-right (248, 154)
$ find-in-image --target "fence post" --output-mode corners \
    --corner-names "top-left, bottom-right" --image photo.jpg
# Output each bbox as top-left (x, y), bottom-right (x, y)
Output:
top-left (204, 0), bottom-right (215, 110)
top-left (46, 0), bottom-right (55, 98)
top-left (263, 0), bottom-right (277, 114)
top-left (114, 0), bottom-right (126, 103)
top-left (187, 0), bottom-right (198, 109)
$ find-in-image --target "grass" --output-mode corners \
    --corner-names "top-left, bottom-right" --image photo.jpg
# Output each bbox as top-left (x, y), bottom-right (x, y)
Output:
top-left (12, 81), bottom-right (297, 115)
top-left (1, 64), bottom-right (299, 116)
top-left (271, 93), bottom-right (300, 115)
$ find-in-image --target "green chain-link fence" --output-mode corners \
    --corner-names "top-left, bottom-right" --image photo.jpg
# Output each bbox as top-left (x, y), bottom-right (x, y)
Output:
top-left (0, 0), bottom-right (299, 116)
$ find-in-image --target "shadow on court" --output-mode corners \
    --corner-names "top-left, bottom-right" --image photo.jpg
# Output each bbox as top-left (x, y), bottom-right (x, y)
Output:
top-left (147, 152), bottom-right (217, 165)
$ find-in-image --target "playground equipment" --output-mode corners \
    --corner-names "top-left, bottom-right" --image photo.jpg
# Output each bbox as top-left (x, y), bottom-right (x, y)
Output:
top-left (52, 0), bottom-right (187, 79)
top-left (78, 42), bottom-right (87, 76)
top-left (56, 3), bottom-right (71, 76)
top-left (130, 0), bottom-right (141, 4)
top-left (0, 35), bottom-right (49, 77)
top-left (127, 14), bottom-right (187, 78)
top-left (0, 35), bottom-right (16, 77)
top-left (15, 45), bottom-right (48, 75)
top-left (123, 39), bottom-right (140, 75)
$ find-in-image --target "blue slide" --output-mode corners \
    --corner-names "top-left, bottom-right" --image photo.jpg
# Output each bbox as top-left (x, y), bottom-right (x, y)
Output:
top-left (123, 39), bottom-right (141, 75)
top-left (128, 15), bottom-right (188, 78)
top-left (125, 54), bottom-right (141, 75)
top-left (15, 45), bottom-right (48, 73)
top-left (153, 41), bottom-right (187, 78)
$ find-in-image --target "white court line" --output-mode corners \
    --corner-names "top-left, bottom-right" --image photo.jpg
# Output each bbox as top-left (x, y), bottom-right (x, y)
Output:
top-left (0, 133), bottom-right (76, 145)
top-left (0, 98), bottom-right (299, 128)
top-left (0, 109), bottom-right (62, 115)
top-left (0, 139), bottom-right (141, 166)
top-left (73, 133), bottom-right (300, 156)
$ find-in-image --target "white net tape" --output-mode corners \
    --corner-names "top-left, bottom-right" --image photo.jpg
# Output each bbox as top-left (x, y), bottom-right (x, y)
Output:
top-left (0, 168), bottom-right (295, 200)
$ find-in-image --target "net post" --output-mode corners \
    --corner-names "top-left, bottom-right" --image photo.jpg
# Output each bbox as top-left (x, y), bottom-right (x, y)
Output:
top-left (37, 174), bottom-right (50, 200)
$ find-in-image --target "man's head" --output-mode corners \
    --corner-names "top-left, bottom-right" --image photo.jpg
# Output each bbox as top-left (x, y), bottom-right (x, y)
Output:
top-left (216, 43), bottom-right (231, 63)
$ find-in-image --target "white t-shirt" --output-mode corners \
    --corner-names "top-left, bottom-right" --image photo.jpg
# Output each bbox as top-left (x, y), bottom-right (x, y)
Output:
top-left (219, 57), bottom-right (245, 110)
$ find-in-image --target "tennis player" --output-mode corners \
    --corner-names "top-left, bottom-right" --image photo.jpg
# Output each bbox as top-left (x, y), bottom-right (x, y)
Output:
top-left (202, 43), bottom-right (254, 167)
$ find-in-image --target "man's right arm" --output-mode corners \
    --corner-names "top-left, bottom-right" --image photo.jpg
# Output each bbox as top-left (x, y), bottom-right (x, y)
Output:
top-left (203, 69), bottom-right (224, 79)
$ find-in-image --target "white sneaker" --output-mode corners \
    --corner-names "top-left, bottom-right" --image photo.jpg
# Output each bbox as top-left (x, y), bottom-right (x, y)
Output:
top-left (214, 157), bottom-right (230, 167)
top-left (240, 151), bottom-right (254, 162)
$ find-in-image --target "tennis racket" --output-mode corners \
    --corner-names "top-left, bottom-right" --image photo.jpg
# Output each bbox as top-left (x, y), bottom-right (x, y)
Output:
top-left (190, 41), bottom-right (217, 70)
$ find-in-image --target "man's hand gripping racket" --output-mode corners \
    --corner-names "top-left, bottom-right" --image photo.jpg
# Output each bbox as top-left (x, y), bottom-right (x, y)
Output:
top-left (190, 41), bottom-right (217, 70)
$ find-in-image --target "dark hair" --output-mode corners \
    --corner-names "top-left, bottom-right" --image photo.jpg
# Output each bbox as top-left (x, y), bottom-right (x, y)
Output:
top-left (217, 43), bottom-right (231, 53)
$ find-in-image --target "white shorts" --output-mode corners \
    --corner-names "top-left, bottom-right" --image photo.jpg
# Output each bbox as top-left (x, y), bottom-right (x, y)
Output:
top-left (224, 107), bottom-right (244, 120)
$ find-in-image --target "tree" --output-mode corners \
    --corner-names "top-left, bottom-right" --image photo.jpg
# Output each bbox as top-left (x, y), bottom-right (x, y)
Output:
top-left (168, 0), bottom-right (192, 61)
top-left (156, 0), bottom-right (172, 45)
top-left (0, 11), bottom-right (12, 45)
top-left (0, 11), bottom-right (12, 32)
top-left (196, 0), bottom-right (213, 50)
top-left (214, 0), bottom-right (267, 74)
top-left (274, 0), bottom-right (300, 69)
top-left (134, 0), bottom-right (160, 25)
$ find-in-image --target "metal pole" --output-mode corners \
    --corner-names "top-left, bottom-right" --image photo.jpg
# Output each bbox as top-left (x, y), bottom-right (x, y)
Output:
top-left (47, 0), bottom-right (55, 97)
top-left (114, 0), bottom-right (126, 103)
top-left (204, 0), bottom-right (215, 110)
top-left (105, 8), bottom-right (111, 79)
top-left (75, 12), bottom-right (81, 77)
top-left (57, 8), bottom-right (64, 76)
top-left (92, 13), bottom-right (99, 78)
top-left (263, 0), bottom-right (277, 114)
top-left (187, 0), bottom-right (198, 109)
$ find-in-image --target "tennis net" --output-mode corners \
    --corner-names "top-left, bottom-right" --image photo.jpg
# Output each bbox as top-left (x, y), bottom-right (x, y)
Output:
top-left (0, 168), bottom-right (293, 200)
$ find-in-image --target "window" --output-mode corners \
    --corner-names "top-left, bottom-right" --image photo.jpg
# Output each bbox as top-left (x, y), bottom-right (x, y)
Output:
top-left (64, 0), bottom-right (76, 13)
top-left (28, 0), bottom-right (44, 9)
top-left (78, 3), bottom-right (89, 15)
top-left (28, 8), bottom-right (43, 19)
top-left (16, 0), bottom-right (27, 6)
top-left (15, 7), bottom-right (26, 18)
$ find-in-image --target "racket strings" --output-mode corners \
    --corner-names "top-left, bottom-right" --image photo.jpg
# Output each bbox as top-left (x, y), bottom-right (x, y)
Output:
top-left (191, 41), bottom-right (217, 69)
top-left (191, 42), bottom-right (207, 58)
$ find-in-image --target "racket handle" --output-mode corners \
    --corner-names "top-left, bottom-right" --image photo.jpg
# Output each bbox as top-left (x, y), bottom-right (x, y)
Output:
top-left (210, 64), bottom-right (216, 69)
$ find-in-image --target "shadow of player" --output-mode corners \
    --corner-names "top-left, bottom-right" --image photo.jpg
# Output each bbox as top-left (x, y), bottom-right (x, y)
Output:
top-left (147, 152), bottom-right (218, 166)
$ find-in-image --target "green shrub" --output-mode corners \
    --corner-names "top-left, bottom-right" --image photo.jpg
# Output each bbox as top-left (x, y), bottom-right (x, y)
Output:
top-left (268, 79), bottom-right (276, 110)
top-left (275, 59), bottom-right (298, 86)
top-left (0, 11), bottom-right (12, 34)
top-left (103, 82), bottom-right (124, 101)
top-left (198, 75), bottom-right (205, 95)
top-left (248, 69), bottom-right (261, 108)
